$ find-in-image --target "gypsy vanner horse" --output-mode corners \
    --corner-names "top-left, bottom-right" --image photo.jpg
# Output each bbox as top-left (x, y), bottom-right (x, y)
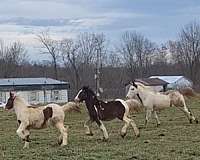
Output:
top-left (126, 81), bottom-right (198, 127)
top-left (5, 92), bottom-right (80, 148)
top-left (74, 86), bottom-right (140, 140)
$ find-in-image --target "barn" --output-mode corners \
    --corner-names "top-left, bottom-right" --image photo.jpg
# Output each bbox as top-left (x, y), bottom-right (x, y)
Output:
top-left (0, 78), bottom-right (70, 104)
top-left (149, 76), bottom-right (193, 89)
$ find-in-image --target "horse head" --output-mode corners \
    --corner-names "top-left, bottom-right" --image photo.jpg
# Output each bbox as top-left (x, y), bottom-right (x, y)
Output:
top-left (74, 86), bottom-right (96, 103)
top-left (5, 92), bottom-right (16, 110)
top-left (126, 80), bottom-right (139, 99)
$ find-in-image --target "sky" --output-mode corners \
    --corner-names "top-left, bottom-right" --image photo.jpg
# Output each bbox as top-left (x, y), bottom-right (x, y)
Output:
top-left (0, 0), bottom-right (200, 61)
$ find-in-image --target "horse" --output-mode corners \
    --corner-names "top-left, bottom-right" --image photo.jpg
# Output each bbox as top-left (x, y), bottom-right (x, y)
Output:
top-left (5, 92), bottom-right (80, 149)
top-left (74, 86), bottom-right (140, 140)
top-left (126, 81), bottom-right (198, 127)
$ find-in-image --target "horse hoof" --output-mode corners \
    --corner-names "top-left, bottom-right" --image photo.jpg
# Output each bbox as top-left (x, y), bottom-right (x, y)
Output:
top-left (189, 119), bottom-right (193, 124)
top-left (196, 119), bottom-right (199, 124)
top-left (157, 124), bottom-right (161, 127)
top-left (61, 143), bottom-right (67, 147)
top-left (136, 134), bottom-right (140, 138)
top-left (86, 133), bottom-right (94, 136)
top-left (102, 137), bottom-right (109, 142)
top-left (121, 133), bottom-right (127, 138)
top-left (58, 139), bottom-right (63, 145)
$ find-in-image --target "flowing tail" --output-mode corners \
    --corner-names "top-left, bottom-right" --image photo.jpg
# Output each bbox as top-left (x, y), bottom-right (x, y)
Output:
top-left (62, 102), bottom-right (81, 113)
top-left (178, 87), bottom-right (196, 98)
top-left (125, 99), bottom-right (143, 113)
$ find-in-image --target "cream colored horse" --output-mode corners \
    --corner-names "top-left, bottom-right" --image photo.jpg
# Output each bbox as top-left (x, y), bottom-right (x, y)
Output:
top-left (5, 92), bottom-right (80, 149)
top-left (126, 81), bottom-right (198, 127)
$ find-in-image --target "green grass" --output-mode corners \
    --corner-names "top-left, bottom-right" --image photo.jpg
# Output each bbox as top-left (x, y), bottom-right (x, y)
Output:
top-left (1, 98), bottom-right (200, 160)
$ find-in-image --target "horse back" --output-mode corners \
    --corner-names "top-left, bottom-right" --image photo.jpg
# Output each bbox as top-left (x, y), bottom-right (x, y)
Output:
top-left (98, 100), bottom-right (125, 121)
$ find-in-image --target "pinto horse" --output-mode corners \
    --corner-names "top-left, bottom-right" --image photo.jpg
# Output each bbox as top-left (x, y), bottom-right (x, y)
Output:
top-left (5, 92), bottom-right (80, 148)
top-left (126, 81), bottom-right (198, 127)
top-left (74, 86), bottom-right (140, 140)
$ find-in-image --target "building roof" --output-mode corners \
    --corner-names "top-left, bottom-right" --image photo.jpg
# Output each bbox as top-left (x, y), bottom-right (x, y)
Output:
top-left (135, 78), bottom-right (168, 86)
top-left (0, 78), bottom-right (68, 86)
top-left (149, 76), bottom-right (185, 84)
top-left (0, 78), bottom-right (70, 91)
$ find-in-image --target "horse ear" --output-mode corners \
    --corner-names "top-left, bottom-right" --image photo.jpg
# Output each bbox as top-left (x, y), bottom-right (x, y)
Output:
top-left (130, 81), bottom-right (133, 85)
top-left (132, 80), bottom-right (138, 88)
top-left (124, 82), bottom-right (129, 86)
top-left (10, 91), bottom-right (15, 98)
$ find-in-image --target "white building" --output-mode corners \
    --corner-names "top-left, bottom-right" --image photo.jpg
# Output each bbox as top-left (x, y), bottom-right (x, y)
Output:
top-left (0, 78), bottom-right (70, 104)
top-left (149, 76), bottom-right (193, 89)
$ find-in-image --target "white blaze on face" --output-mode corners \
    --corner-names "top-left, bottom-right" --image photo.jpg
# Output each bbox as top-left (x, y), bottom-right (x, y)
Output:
top-left (74, 89), bottom-right (82, 102)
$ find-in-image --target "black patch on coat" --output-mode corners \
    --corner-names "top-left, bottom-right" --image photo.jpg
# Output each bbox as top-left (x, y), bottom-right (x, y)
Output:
top-left (96, 101), bottom-right (125, 121)
top-left (42, 107), bottom-right (53, 126)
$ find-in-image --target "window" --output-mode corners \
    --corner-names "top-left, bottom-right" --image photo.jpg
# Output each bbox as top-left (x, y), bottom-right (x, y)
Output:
top-left (52, 90), bottom-right (61, 101)
top-left (29, 91), bottom-right (38, 101)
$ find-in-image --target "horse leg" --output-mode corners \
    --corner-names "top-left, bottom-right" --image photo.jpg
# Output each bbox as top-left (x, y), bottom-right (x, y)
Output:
top-left (16, 123), bottom-right (28, 148)
top-left (153, 111), bottom-right (161, 127)
top-left (55, 122), bottom-right (68, 146)
top-left (177, 106), bottom-right (197, 124)
top-left (23, 129), bottom-right (30, 149)
top-left (121, 116), bottom-right (139, 138)
top-left (95, 119), bottom-right (109, 140)
top-left (84, 118), bottom-right (94, 136)
top-left (173, 96), bottom-right (198, 124)
top-left (145, 109), bottom-right (152, 128)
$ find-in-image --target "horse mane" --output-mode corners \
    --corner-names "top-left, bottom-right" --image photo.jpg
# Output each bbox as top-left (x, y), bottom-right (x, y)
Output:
top-left (83, 86), bottom-right (97, 97)
top-left (14, 96), bottom-right (30, 107)
top-left (135, 82), bottom-right (153, 90)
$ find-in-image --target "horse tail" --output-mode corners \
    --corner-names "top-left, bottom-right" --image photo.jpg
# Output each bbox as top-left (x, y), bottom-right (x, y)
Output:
top-left (62, 102), bottom-right (81, 113)
top-left (125, 99), bottom-right (143, 113)
top-left (178, 87), bottom-right (196, 98)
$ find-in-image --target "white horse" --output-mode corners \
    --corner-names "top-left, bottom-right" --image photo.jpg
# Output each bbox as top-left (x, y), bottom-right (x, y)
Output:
top-left (5, 92), bottom-right (80, 148)
top-left (126, 81), bottom-right (198, 127)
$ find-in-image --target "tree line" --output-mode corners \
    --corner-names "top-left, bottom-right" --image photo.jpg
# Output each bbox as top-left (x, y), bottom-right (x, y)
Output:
top-left (0, 21), bottom-right (200, 99)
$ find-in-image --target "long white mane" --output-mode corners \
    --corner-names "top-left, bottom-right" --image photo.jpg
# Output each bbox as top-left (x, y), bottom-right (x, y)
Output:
top-left (14, 96), bottom-right (30, 107)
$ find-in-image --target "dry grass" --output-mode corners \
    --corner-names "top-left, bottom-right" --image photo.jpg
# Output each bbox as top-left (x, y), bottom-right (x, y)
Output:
top-left (1, 98), bottom-right (200, 160)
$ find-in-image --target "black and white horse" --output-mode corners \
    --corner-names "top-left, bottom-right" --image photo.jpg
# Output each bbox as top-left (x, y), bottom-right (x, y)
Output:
top-left (74, 86), bottom-right (140, 140)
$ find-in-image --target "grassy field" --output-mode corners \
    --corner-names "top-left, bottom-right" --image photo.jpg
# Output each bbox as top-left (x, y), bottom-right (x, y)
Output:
top-left (1, 98), bottom-right (200, 160)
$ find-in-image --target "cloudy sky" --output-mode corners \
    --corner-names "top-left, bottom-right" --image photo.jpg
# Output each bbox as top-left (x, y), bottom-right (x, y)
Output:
top-left (0, 0), bottom-right (199, 61)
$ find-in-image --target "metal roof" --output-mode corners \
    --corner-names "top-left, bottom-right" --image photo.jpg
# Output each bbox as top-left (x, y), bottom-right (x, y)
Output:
top-left (135, 78), bottom-right (168, 86)
top-left (149, 76), bottom-right (184, 84)
top-left (0, 78), bottom-right (68, 86)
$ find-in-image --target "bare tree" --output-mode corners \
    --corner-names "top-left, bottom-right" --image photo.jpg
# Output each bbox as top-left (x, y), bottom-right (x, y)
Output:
top-left (37, 31), bottom-right (60, 79)
top-left (169, 21), bottom-right (200, 83)
top-left (61, 38), bottom-right (80, 90)
top-left (0, 41), bottom-right (27, 77)
top-left (77, 32), bottom-right (97, 65)
top-left (118, 31), bottom-right (156, 79)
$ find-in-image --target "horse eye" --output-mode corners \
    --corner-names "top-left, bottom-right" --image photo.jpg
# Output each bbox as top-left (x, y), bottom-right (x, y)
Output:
top-left (131, 88), bottom-right (134, 90)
